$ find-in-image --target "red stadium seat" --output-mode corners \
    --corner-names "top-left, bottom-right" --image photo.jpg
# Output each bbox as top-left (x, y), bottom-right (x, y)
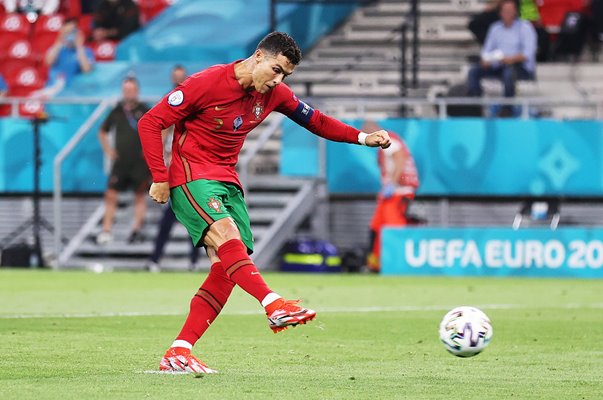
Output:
top-left (0, 40), bottom-right (37, 77)
top-left (0, 13), bottom-right (30, 53)
top-left (31, 14), bottom-right (64, 56)
top-left (78, 14), bottom-right (94, 40)
top-left (139, 0), bottom-right (172, 24)
top-left (6, 67), bottom-right (45, 92)
top-left (17, 98), bottom-right (45, 118)
top-left (60, 0), bottom-right (82, 18)
top-left (91, 40), bottom-right (117, 61)
top-left (536, 0), bottom-right (584, 31)
top-left (5, 67), bottom-right (46, 118)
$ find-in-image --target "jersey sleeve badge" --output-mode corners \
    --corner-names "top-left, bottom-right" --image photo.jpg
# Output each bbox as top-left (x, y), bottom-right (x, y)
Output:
top-left (167, 90), bottom-right (184, 106)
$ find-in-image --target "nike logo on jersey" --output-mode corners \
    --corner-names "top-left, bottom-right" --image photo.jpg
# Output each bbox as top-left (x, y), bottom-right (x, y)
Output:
top-left (214, 105), bottom-right (228, 111)
top-left (251, 271), bottom-right (260, 275)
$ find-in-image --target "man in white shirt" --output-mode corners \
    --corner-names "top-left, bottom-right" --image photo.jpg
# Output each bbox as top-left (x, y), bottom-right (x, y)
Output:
top-left (467, 0), bottom-right (537, 112)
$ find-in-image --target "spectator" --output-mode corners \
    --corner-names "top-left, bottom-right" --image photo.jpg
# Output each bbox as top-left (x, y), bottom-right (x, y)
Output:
top-left (35, 18), bottom-right (94, 99)
top-left (467, 0), bottom-right (537, 116)
top-left (146, 66), bottom-right (201, 272)
top-left (364, 121), bottom-right (419, 273)
top-left (469, 0), bottom-right (549, 61)
top-left (92, 0), bottom-right (140, 42)
top-left (468, 0), bottom-right (506, 45)
top-left (96, 77), bottom-right (151, 245)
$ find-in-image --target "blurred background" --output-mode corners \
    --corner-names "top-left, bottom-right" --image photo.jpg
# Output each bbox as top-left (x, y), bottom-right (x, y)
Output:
top-left (0, 0), bottom-right (602, 278)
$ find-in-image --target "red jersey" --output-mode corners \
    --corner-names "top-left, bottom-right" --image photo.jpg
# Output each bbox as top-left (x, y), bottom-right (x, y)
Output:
top-left (377, 131), bottom-right (419, 190)
top-left (138, 60), bottom-right (361, 189)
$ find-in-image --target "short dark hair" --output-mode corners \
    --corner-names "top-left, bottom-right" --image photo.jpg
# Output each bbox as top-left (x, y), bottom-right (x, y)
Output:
top-left (123, 76), bottom-right (139, 86)
top-left (257, 32), bottom-right (302, 65)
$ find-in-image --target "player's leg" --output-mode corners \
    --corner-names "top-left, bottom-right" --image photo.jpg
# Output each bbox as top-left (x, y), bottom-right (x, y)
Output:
top-left (129, 191), bottom-right (147, 243)
top-left (160, 247), bottom-right (234, 373)
top-left (98, 164), bottom-right (126, 244)
top-left (367, 198), bottom-right (385, 271)
top-left (203, 183), bottom-right (316, 333)
top-left (147, 206), bottom-right (177, 270)
top-left (128, 172), bottom-right (150, 243)
top-left (98, 190), bottom-right (117, 244)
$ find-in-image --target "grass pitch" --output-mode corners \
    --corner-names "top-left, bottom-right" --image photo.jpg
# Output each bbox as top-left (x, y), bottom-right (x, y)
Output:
top-left (1, 270), bottom-right (602, 399)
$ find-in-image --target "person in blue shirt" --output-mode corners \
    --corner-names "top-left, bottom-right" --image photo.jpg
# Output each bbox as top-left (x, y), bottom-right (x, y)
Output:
top-left (39, 17), bottom-right (95, 97)
top-left (467, 0), bottom-right (537, 112)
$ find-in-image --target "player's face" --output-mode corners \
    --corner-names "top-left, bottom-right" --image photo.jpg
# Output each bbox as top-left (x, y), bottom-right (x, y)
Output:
top-left (171, 68), bottom-right (186, 87)
top-left (253, 50), bottom-right (295, 93)
top-left (500, 2), bottom-right (517, 25)
top-left (122, 81), bottom-right (139, 103)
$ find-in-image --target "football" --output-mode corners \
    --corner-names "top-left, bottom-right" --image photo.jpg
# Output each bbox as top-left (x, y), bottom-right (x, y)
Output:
top-left (439, 306), bottom-right (493, 357)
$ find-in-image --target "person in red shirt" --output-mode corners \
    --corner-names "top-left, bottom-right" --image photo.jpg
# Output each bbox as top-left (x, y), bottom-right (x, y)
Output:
top-left (138, 32), bottom-right (391, 374)
top-left (364, 121), bottom-right (419, 272)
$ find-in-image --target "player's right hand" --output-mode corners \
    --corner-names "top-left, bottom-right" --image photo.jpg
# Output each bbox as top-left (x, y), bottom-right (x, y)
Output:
top-left (149, 182), bottom-right (170, 204)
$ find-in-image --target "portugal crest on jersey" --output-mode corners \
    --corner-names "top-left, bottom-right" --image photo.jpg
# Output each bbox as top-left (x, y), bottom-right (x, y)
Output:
top-left (207, 197), bottom-right (222, 213)
top-left (253, 101), bottom-right (264, 120)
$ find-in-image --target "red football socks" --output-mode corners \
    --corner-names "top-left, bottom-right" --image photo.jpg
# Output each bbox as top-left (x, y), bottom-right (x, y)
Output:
top-left (217, 239), bottom-right (272, 303)
top-left (175, 262), bottom-right (235, 346)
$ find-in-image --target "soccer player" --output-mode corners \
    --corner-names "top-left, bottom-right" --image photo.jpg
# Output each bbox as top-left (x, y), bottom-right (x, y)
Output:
top-left (138, 32), bottom-right (391, 374)
top-left (363, 121), bottom-right (419, 272)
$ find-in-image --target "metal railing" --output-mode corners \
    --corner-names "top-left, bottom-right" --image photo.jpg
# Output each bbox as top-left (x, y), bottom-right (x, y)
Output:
top-left (52, 100), bottom-right (113, 268)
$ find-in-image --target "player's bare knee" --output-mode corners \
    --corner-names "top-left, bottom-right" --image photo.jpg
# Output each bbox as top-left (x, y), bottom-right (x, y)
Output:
top-left (204, 218), bottom-right (241, 249)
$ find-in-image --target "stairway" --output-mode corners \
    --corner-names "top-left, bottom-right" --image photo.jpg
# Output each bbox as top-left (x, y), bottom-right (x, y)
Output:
top-left (63, 177), bottom-right (318, 271)
top-left (58, 115), bottom-right (322, 271)
top-left (287, 0), bottom-right (484, 113)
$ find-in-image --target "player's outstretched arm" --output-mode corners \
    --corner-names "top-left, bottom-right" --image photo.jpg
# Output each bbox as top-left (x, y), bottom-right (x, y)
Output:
top-left (362, 130), bottom-right (391, 149)
top-left (149, 182), bottom-right (170, 204)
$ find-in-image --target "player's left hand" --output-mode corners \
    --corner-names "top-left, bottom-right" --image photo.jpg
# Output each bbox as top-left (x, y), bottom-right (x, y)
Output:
top-left (149, 182), bottom-right (170, 204)
top-left (365, 130), bottom-right (391, 149)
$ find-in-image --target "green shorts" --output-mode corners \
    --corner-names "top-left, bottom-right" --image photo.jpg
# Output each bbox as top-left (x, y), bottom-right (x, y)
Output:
top-left (170, 179), bottom-right (254, 253)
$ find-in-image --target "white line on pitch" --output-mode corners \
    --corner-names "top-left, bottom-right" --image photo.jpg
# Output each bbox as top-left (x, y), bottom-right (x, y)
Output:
top-left (1, 303), bottom-right (602, 319)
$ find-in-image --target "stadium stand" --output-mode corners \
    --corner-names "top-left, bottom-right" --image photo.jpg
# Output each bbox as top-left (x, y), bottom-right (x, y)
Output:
top-left (0, 0), bottom-right (601, 270)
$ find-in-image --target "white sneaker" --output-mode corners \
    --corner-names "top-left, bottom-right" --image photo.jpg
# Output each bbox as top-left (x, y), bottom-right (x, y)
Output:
top-left (96, 231), bottom-right (113, 245)
top-left (146, 261), bottom-right (161, 273)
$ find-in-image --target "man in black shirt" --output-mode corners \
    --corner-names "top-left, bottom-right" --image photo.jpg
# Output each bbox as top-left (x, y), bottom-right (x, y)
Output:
top-left (97, 77), bottom-right (150, 244)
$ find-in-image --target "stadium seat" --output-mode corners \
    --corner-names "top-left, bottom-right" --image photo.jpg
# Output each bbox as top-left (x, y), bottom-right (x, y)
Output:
top-left (139, 0), bottom-right (172, 24)
top-left (78, 14), bottom-right (94, 39)
top-left (5, 67), bottom-right (46, 117)
top-left (91, 40), bottom-right (117, 61)
top-left (0, 40), bottom-right (37, 77)
top-left (6, 67), bottom-right (45, 93)
top-left (31, 14), bottom-right (64, 57)
top-left (0, 13), bottom-right (30, 53)
top-left (537, 0), bottom-right (584, 32)
top-left (60, 0), bottom-right (82, 17)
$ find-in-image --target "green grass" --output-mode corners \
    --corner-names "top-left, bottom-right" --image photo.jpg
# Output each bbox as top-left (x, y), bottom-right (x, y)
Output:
top-left (1, 270), bottom-right (602, 399)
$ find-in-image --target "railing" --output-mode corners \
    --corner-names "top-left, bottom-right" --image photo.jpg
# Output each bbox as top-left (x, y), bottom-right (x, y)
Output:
top-left (52, 100), bottom-right (114, 268)
top-left (311, 96), bottom-right (603, 120)
top-left (400, 0), bottom-right (419, 98)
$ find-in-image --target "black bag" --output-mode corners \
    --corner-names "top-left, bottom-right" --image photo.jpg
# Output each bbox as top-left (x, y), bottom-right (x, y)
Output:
top-left (444, 84), bottom-right (483, 117)
top-left (0, 243), bottom-right (33, 267)
top-left (553, 12), bottom-right (588, 58)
